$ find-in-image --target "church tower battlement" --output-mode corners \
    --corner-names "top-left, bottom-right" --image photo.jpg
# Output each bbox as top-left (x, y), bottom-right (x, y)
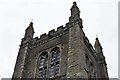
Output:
top-left (12, 2), bottom-right (109, 79)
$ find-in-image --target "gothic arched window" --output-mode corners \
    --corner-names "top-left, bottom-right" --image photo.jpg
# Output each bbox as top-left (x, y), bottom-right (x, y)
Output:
top-left (38, 52), bottom-right (48, 78)
top-left (49, 47), bottom-right (60, 78)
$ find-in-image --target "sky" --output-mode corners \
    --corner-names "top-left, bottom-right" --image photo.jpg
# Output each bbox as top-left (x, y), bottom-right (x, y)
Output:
top-left (0, 0), bottom-right (118, 79)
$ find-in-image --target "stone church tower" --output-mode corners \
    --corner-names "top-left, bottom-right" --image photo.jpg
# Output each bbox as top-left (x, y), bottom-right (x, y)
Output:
top-left (12, 2), bottom-right (109, 79)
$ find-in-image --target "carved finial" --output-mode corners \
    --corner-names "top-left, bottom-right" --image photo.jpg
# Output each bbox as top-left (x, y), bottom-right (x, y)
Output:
top-left (69, 1), bottom-right (80, 22)
top-left (73, 1), bottom-right (77, 5)
top-left (29, 20), bottom-right (33, 27)
top-left (24, 21), bottom-right (34, 39)
top-left (94, 36), bottom-right (102, 51)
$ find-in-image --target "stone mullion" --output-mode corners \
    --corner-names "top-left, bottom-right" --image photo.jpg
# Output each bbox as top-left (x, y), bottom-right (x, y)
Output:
top-left (47, 50), bottom-right (51, 78)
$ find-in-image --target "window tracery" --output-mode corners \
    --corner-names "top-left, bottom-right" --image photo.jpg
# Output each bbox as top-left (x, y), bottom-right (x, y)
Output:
top-left (38, 47), bottom-right (60, 78)
top-left (50, 47), bottom-right (60, 78)
top-left (38, 52), bottom-right (48, 78)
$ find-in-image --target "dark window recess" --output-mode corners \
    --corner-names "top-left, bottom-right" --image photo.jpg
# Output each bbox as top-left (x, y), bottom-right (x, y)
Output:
top-left (38, 52), bottom-right (48, 78)
top-left (50, 47), bottom-right (60, 78)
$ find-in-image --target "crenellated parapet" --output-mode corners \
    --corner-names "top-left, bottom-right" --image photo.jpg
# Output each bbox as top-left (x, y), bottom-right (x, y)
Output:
top-left (57, 25), bottom-right (63, 31)
top-left (30, 23), bottom-right (70, 49)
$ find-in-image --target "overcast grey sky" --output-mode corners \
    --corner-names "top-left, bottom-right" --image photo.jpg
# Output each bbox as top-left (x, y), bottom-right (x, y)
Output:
top-left (0, 0), bottom-right (118, 79)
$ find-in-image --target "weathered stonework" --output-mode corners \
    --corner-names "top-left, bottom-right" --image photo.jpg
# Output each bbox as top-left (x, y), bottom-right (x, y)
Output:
top-left (12, 1), bottom-right (109, 79)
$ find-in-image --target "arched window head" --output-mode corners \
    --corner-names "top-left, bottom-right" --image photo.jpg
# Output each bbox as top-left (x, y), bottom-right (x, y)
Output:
top-left (38, 52), bottom-right (48, 78)
top-left (50, 47), bottom-right (60, 78)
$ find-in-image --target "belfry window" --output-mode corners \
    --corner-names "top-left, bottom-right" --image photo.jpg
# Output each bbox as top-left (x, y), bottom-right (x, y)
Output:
top-left (50, 47), bottom-right (60, 78)
top-left (38, 52), bottom-right (48, 78)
